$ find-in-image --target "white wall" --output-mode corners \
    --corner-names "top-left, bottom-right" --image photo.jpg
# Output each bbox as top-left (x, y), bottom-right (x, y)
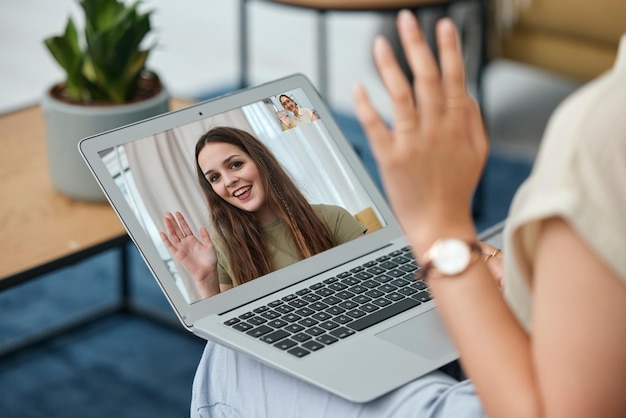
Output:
top-left (0, 0), bottom-right (392, 119)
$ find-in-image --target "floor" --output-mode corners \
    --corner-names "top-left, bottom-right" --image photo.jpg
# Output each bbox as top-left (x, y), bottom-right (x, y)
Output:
top-left (1, 0), bottom-right (582, 161)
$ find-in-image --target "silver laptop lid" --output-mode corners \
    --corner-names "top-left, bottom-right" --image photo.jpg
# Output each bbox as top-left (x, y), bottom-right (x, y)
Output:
top-left (80, 74), bottom-right (404, 328)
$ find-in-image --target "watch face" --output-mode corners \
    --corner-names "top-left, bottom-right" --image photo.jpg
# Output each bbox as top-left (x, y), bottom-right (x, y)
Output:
top-left (433, 239), bottom-right (471, 275)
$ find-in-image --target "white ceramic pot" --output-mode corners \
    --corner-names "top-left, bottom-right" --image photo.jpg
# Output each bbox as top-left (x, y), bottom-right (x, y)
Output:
top-left (41, 85), bottom-right (169, 202)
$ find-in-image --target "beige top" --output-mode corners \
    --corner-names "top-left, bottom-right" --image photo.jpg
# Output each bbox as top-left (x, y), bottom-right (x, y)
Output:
top-left (503, 34), bottom-right (626, 331)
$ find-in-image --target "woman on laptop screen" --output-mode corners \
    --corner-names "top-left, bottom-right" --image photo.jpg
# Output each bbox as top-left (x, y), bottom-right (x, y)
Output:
top-left (160, 126), bottom-right (366, 298)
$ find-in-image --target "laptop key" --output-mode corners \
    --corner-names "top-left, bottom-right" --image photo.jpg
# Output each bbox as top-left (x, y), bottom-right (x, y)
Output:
top-left (260, 310), bottom-right (281, 320)
top-left (352, 295), bottom-right (371, 304)
top-left (338, 300), bottom-right (358, 310)
top-left (302, 340), bottom-right (325, 351)
top-left (328, 282), bottom-right (348, 291)
top-left (274, 338), bottom-right (298, 350)
top-left (291, 332), bottom-right (312, 342)
top-left (312, 312), bottom-right (333, 322)
top-left (294, 307), bottom-right (315, 317)
top-left (287, 346), bottom-right (310, 357)
top-left (267, 319), bottom-right (288, 328)
top-left (284, 324), bottom-right (305, 333)
top-left (398, 286), bottom-right (418, 296)
top-left (387, 269), bottom-right (405, 278)
top-left (224, 318), bottom-right (240, 326)
top-left (372, 298), bottom-right (393, 307)
top-left (414, 291), bottom-right (432, 303)
top-left (283, 313), bottom-right (302, 322)
top-left (321, 296), bottom-right (341, 305)
top-left (319, 320), bottom-right (340, 330)
top-left (260, 329), bottom-right (290, 343)
top-left (333, 314), bottom-right (353, 324)
top-left (247, 316), bottom-right (267, 326)
top-left (315, 288), bottom-right (334, 297)
top-left (325, 306), bottom-right (345, 316)
top-left (411, 281), bottom-right (428, 291)
top-left (374, 275), bottom-right (394, 283)
top-left (275, 305), bottom-right (295, 314)
top-left (346, 308), bottom-right (366, 318)
top-left (232, 322), bottom-right (253, 332)
top-left (298, 317), bottom-right (318, 327)
top-left (288, 299), bottom-right (308, 308)
top-left (364, 289), bottom-right (385, 299)
top-left (302, 293), bottom-right (322, 303)
top-left (347, 298), bottom-right (421, 332)
top-left (390, 278), bottom-right (411, 287)
top-left (386, 292), bottom-right (405, 302)
top-left (239, 311), bottom-right (254, 320)
top-left (246, 325), bottom-right (273, 338)
top-left (305, 326), bottom-right (325, 336)
top-left (315, 334), bottom-right (339, 345)
top-left (399, 264), bottom-right (418, 272)
top-left (360, 303), bottom-right (379, 313)
top-left (329, 327), bottom-right (356, 339)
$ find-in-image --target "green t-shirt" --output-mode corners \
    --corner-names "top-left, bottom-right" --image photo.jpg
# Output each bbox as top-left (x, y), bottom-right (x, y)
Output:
top-left (215, 204), bottom-right (366, 286)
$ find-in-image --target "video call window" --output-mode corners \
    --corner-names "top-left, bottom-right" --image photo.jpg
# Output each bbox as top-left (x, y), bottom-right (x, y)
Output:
top-left (99, 88), bottom-right (385, 303)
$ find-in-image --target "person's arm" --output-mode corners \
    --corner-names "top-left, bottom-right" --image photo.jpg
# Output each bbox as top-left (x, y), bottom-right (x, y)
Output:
top-left (531, 217), bottom-right (626, 417)
top-left (354, 11), bottom-right (626, 418)
top-left (160, 211), bottom-right (221, 298)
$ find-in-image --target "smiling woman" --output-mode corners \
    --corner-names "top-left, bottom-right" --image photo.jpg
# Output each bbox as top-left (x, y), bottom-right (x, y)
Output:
top-left (159, 127), bottom-right (367, 299)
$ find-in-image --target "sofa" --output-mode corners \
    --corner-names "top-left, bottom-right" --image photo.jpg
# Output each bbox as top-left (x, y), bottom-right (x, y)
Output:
top-left (489, 0), bottom-right (625, 81)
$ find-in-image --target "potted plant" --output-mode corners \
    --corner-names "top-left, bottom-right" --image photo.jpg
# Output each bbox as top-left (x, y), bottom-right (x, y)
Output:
top-left (41, 0), bottom-right (169, 201)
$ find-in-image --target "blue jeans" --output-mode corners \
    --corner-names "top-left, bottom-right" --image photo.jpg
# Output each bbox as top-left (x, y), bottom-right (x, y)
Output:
top-left (191, 341), bottom-right (486, 418)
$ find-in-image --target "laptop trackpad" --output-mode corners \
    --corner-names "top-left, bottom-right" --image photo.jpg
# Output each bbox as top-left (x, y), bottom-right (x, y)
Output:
top-left (375, 309), bottom-right (455, 360)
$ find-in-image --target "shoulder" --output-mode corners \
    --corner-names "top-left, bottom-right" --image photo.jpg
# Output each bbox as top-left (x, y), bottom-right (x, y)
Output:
top-left (312, 204), bottom-right (366, 244)
top-left (301, 107), bottom-right (315, 118)
top-left (312, 203), bottom-right (350, 220)
top-left (505, 67), bottom-right (626, 298)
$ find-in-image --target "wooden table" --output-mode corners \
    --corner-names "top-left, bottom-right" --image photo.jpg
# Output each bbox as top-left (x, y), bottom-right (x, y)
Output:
top-left (0, 98), bottom-right (192, 287)
top-left (0, 98), bottom-right (192, 357)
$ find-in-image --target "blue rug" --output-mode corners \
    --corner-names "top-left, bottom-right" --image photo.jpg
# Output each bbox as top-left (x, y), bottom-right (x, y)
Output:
top-left (0, 97), bottom-right (531, 418)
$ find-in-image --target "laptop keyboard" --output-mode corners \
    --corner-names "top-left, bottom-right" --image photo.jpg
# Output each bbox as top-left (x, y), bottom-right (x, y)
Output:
top-left (223, 246), bottom-right (433, 358)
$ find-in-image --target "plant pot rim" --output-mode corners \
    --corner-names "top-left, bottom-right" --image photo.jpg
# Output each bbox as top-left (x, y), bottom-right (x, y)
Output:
top-left (42, 82), bottom-right (169, 115)
top-left (45, 70), bottom-right (166, 107)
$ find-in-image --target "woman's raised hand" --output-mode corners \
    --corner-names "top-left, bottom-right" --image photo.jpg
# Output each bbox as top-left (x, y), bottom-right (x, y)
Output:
top-left (354, 11), bottom-right (488, 253)
top-left (160, 211), bottom-right (219, 298)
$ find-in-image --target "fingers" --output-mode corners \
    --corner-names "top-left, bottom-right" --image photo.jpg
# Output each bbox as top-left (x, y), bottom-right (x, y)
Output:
top-left (199, 226), bottom-right (212, 246)
top-left (163, 212), bottom-right (182, 242)
top-left (159, 231), bottom-right (176, 252)
top-left (436, 18), bottom-right (468, 109)
top-left (371, 35), bottom-right (417, 129)
top-left (162, 211), bottom-right (195, 242)
top-left (397, 10), bottom-right (442, 117)
top-left (175, 211), bottom-right (194, 238)
top-left (353, 83), bottom-right (392, 158)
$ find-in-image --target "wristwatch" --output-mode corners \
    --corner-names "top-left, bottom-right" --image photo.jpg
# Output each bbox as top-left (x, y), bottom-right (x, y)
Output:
top-left (418, 238), bottom-right (482, 280)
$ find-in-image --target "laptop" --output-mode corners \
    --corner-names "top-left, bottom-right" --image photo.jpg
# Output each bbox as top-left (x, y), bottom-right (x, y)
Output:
top-left (79, 73), bottom-right (458, 402)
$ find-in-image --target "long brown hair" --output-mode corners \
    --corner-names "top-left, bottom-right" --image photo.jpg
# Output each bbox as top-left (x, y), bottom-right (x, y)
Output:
top-left (195, 126), bottom-right (335, 285)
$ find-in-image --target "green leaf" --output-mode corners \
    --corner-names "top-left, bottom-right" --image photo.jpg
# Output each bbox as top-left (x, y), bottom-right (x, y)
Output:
top-left (44, 0), bottom-right (157, 104)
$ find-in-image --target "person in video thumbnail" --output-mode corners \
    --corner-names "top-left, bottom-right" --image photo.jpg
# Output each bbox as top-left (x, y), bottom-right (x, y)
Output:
top-left (279, 94), bottom-right (319, 126)
top-left (160, 126), bottom-right (366, 298)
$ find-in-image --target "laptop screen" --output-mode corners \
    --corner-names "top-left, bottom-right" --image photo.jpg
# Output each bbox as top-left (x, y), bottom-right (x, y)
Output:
top-left (82, 75), bottom-right (402, 325)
